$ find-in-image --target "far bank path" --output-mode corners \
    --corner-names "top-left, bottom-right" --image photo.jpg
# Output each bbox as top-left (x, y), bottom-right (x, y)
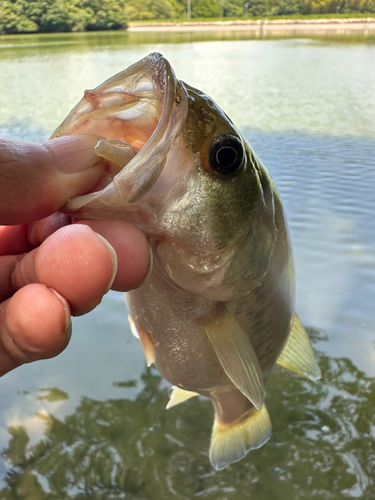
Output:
top-left (128, 18), bottom-right (375, 33)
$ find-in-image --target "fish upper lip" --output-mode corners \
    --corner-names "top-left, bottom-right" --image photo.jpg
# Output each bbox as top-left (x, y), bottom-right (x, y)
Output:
top-left (53, 53), bottom-right (186, 214)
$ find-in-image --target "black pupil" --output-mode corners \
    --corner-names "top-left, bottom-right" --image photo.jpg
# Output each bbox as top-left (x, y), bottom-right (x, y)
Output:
top-left (209, 135), bottom-right (244, 175)
top-left (216, 147), bottom-right (237, 168)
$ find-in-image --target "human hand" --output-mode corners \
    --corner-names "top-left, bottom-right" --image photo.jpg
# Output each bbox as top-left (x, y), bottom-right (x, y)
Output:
top-left (0, 136), bottom-right (150, 377)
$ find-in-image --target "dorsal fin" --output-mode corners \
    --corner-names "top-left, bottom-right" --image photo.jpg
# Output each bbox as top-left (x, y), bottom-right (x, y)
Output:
top-left (204, 306), bottom-right (264, 410)
top-left (277, 313), bottom-right (321, 381)
top-left (166, 387), bottom-right (199, 409)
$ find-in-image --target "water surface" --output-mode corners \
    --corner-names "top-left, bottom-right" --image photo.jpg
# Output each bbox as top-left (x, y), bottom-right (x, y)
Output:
top-left (0, 30), bottom-right (374, 499)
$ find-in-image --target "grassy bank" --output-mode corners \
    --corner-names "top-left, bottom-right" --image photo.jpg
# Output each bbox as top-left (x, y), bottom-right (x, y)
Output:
top-left (128, 12), bottom-right (375, 25)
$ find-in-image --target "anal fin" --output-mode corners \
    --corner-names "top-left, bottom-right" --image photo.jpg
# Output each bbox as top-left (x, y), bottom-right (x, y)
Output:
top-left (210, 404), bottom-right (272, 470)
top-left (166, 387), bottom-right (199, 409)
top-left (128, 315), bottom-right (155, 367)
top-left (204, 306), bottom-right (265, 410)
top-left (277, 313), bottom-right (321, 381)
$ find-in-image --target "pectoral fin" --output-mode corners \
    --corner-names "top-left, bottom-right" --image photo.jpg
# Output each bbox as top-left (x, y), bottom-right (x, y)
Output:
top-left (277, 313), bottom-right (321, 381)
top-left (166, 387), bottom-right (199, 409)
top-left (204, 307), bottom-right (264, 410)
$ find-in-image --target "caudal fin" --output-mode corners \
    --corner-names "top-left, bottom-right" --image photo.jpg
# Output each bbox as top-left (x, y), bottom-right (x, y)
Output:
top-left (209, 404), bottom-right (272, 470)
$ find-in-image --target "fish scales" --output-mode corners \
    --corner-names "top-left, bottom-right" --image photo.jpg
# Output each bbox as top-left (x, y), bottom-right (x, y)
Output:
top-left (52, 52), bottom-right (320, 470)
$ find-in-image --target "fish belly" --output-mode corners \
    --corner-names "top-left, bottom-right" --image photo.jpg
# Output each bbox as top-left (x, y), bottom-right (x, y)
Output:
top-left (125, 272), bottom-right (229, 393)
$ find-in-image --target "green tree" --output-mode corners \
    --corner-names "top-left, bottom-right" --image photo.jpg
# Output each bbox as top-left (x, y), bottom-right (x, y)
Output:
top-left (222, 0), bottom-right (245, 17)
top-left (125, 0), bottom-right (176, 21)
top-left (192, 0), bottom-right (221, 17)
top-left (78, 0), bottom-right (127, 30)
top-left (0, 1), bottom-right (38, 34)
top-left (39, 0), bottom-right (73, 32)
top-left (246, 0), bottom-right (271, 16)
top-left (0, 0), bottom-right (128, 34)
top-left (67, 3), bottom-right (93, 31)
top-left (173, 0), bottom-right (222, 17)
top-left (341, 0), bottom-right (375, 11)
top-left (271, 0), bottom-right (302, 13)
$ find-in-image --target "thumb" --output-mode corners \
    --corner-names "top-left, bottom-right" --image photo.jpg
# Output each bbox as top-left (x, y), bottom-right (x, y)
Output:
top-left (0, 135), bottom-right (104, 224)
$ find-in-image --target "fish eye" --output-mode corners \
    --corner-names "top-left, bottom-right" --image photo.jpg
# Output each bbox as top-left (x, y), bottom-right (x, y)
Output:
top-left (209, 135), bottom-right (244, 175)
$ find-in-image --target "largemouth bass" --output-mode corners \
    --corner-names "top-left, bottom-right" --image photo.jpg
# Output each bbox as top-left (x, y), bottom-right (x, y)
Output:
top-left (52, 53), bottom-right (320, 470)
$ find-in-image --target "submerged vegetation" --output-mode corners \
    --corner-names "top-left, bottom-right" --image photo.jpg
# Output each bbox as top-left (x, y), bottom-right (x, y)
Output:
top-left (1, 347), bottom-right (375, 498)
top-left (0, 0), bottom-right (374, 34)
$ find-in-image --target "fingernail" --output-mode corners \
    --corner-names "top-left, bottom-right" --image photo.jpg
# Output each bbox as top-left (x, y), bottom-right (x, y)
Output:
top-left (94, 233), bottom-right (118, 293)
top-left (48, 288), bottom-right (71, 332)
top-left (44, 135), bottom-right (103, 174)
top-left (134, 243), bottom-right (153, 289)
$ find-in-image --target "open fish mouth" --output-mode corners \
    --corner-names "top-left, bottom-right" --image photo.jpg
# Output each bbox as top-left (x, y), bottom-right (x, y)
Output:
top-left (51, 52), bottom-right (188, 215)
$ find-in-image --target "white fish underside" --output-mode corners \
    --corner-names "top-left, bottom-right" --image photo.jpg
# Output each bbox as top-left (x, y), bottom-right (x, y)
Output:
top-left (53, 53), bottom-right (321, 470)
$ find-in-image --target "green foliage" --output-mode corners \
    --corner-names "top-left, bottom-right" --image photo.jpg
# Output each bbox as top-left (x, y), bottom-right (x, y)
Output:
top-left (173, 0), bottom-right (190, 16)
top-left (341, 0), bottom-right (375, 12)
top-left (79, 0), bottom-right (127, 30)
top-left (221, 0), bottom-right (245, 16)
top-left (0, 0), bottom-right (128, 34)
top-left (191, 0), bottom-right (221, 17)
top-left (223, 2), bottom-right (244, 16)
top-left (0, 0), bottom-right (374, 34)
top-left (125, 0), bottom-right (177, 21)
top-left (246, 0), bottom-right (271, 16)
top-left (271, 0), bottom-right (303, 15)
top-left (0, 1), bottom-right (39, 34)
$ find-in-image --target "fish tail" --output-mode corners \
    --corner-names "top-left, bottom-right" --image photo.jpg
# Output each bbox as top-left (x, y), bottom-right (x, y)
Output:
top-left (209, 404), bottom-right (272, 470)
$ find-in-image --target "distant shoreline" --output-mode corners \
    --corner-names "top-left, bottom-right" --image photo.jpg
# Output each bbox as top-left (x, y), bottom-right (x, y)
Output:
top-left (128, 18), bottom-right (375, 32)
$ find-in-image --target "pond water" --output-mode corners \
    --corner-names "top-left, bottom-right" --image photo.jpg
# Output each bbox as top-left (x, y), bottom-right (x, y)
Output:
top-left (0, 29), bottom-right (374, 499)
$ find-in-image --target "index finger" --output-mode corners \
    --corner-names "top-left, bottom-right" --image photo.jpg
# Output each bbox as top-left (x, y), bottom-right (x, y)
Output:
top-left (0, 135), bottom-right (104, 225)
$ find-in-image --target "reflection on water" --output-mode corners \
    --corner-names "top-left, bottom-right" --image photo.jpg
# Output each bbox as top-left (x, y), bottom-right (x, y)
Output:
top-left (248, 130), bottom-right (375, 374)
top-left (1, 336), bottom-right (375, 499)
top-left (1, 29), bottom-right (375, 56)
top-left (1, 34), bottom-right (375, 138)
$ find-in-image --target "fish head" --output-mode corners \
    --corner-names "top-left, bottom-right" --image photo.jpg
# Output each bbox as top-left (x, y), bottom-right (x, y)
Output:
top-left (51, 52), bottom-right (187, 209)
top-left (53, 53), bottom-right (278, 300)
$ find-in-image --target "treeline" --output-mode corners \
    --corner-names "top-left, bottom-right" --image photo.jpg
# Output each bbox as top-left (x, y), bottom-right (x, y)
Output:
top-left (1, 0), bottom-right (374, 35)
top-left (0, 0), bottom-right (127, 34)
